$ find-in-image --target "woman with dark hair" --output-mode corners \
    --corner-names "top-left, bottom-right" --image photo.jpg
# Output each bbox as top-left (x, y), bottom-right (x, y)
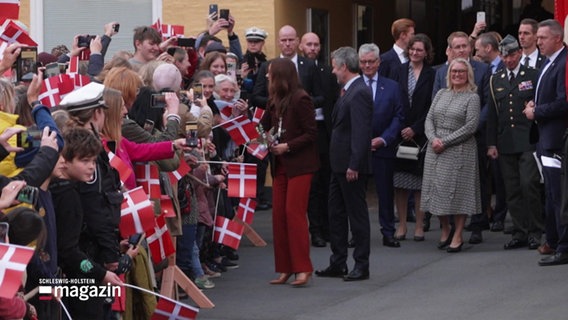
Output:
top-left (391, 33), bottom-right (435, 241)
top-left (260, 58), bottom-right (319, 286)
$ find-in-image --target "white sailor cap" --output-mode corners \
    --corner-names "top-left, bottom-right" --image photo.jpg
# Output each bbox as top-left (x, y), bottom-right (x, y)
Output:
top-left (245, 27), bottom-right (267, 41)
top-left (60, 82), bottom-right (107, 112)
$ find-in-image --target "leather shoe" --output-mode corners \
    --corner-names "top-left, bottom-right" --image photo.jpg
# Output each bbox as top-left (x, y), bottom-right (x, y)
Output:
top-left (468, 230), bottom-right (483, 244)
top-left (538, 243), bottom-right (555, 255)
top-left (446, 242), bottom-right (463, 253)
top-left (490, 221), bottom-right (504, 232)
top-left (255, 202), bottom-right (271, 211)
top-left (538, 252), bottom-right (568, 266)
top-left (383, 236), bottom-right (401, 248)
top-left (528, 236), bottom-right (540, 250)
top-left (504, 239), bottom-right (527, 250)
top-left (311, 235), bottom-right (326, 247)
top-left (347, 237), bottom-right (356, 248)
top-left (343, 268), bottom-right (369, 281)
top-left (315, 265), bottom-right (347, 278)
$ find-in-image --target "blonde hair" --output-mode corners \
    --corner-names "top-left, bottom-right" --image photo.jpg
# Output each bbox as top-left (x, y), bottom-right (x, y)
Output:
top-left (138, 60), bottom-right (166, 87)
top-left (102, 87), bottom-right (124, 150)
top-left (446, 58), bottom-right (477, 92)
top-left (0, 78), bottom-right (16, 113)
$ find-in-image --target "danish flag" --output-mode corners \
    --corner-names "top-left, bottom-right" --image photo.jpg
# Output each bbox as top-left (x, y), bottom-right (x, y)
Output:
top-left (0, 243), bottom-right (34, 299)
top-left (160, 195), bottom-right (175, 218)
top-left (236, 198), bottom-right (256, 224)
top-left (220, 115), bottom-right (258, 146)
top-left (38, 76), bottom-right (61, 107)
top-left (68, 56), bottom-right (79, 74)
top-left (227, 163), bottom-right (257, 198)
top-left (135, 163), bottom-right (161, 199)
top-left (108, 151), bottom-right (133, 186)
top-left (252, 107), bottom-right (264, 124)
top-left (151, 298), bottom-right (198, 320)
top-left (0, 19), bottom-right (37, 46)
top-left (0, 1), bottom-right (20, 20)
top-left (120, 187), bottom-right (155, 237)
top-left (246, 142), bottom-right (268, 160)
top-left (146, 214), bottom-right (175, 264)
top-left (219, 105), bottom-right (233, 121)
top-left (151, 19), bottom-right (162, 33)
top-left (214, 216), bottom-right (245, 250)
top-left (167, 158), bottom-right (191, 182)
top-left (161, 24), bottom-right (184, 41)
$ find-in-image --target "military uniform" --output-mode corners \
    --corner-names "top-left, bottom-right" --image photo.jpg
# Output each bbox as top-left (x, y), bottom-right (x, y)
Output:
top-left (487, 64), bottom-right (544, 243)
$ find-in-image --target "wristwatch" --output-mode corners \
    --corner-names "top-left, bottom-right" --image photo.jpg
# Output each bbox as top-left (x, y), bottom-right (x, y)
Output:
top-left (30, 100), bottom-right (41, 109)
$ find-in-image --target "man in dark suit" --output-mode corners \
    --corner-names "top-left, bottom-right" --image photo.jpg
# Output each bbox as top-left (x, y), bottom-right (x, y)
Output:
top-left (433, 31), bottom-right (491, 245)
top-left (359, 43), bottom-right (404, 248)
top-left (519, 18), bottom-right (546, 70)
top-left (378, 18), bottom-right (415, 79)
top-left (299, 32), bottom-right (339, 247)
top-left (523, 19), bottom-right (568, 266)
top-left (487, 35), bottom-right (544, 250)
top-left (250, 25), bottom-right (323, 212)
top-left (315, 46), bottom-right (373, 281)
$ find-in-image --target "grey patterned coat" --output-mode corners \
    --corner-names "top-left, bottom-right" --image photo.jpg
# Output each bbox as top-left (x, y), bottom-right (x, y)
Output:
top-left (421, 89), bottom-right (481, 216)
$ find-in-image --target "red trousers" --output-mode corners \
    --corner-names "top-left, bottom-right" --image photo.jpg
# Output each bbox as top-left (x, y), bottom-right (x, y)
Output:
top-left (272, 168), bottom-right (314, 273)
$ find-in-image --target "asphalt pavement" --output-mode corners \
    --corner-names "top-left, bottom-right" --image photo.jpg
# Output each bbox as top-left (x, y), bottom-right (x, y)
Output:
top-left (186, 189), bottom-right (568, 320)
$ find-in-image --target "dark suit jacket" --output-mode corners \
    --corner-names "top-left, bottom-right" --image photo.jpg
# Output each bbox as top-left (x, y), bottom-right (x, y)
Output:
top-left (534, 46), bottom-right (568, 152)
top-left (433, 60), bottom-right (491, 132)
top-left (260, 89), bottom-right (319, 177)
top-left (487, 64), bottom-right (538, 153)
top-left (378, 48), bottom-right (401, 79)
top-left (330, 76), bottom-right (373, 174)
top-left (251, 56), bottom-right (324, 109)
top-left (392, 63), bottom-right (436, 146)
top-left (365, 74), bottom-right (404, 158)
top-left (315, 62), bottom-right (339, 136)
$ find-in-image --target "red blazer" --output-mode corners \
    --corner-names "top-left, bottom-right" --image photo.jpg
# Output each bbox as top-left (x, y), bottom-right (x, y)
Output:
top-left (260, 89), bottom-right (319, 177)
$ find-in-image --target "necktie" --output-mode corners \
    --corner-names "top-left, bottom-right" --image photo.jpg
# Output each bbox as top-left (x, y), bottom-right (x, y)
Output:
top-left (340, 88), bottom-right (346, 97)
top-left (408, 65), bottom-right (416, 105)
top-left (368, 78), bottom-right (374, 99)
top-left (523, 56), bottom-right (530, 68)
top-left (509, 71), bottom-right (515, 84)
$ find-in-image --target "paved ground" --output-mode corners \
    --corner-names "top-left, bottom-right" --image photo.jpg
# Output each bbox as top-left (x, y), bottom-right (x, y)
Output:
top-left (185, 189), bottom-right (568, 320)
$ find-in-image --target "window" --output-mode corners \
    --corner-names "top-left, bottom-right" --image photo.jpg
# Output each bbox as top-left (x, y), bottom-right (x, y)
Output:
top-left (354, 4), bottom-right (373, 50)
top-left (306, 8), bottom-right (329, 65)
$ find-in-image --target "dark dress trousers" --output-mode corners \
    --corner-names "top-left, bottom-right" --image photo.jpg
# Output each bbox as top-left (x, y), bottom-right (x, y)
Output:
top-left (328, 76), bottom-right (373, 271)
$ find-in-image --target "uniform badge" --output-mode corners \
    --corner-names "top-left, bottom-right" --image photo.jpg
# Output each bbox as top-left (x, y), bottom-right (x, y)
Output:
top-left (496, 88), bottom-right (505, 91)
top-left (518, 80), bottom-right (533, 91)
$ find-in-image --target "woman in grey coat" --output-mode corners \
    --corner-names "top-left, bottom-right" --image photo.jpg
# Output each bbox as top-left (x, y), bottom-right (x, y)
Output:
top-left (421, 58), bottom-right (481, 252)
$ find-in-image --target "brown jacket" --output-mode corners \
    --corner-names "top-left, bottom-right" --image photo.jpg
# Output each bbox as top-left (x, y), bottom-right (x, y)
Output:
top-left (260, 89), bottom-right (319, 177)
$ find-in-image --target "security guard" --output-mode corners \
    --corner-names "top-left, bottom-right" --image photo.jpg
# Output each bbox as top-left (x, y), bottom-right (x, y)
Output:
top-left (486, 34), bottom-right (544, 250)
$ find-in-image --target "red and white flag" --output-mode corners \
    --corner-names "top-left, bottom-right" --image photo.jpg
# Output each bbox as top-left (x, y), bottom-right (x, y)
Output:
top-left (0, 19), bottom-right (37, 46)
top-left (120, 187), bottom-right (155, 237)
top-left (151, 19), bottom-right (162, 33)
top-left (38, 76), bottom-right (62, 107)
top-left (220, 115), bottom-right (258, 146)
top-left (167, 158), bottom-right (191, 182)
top-left (135, 163), bottom-right (161, 199)
top-left (108, 151), bottom-right (133, 186)
top-left (160, 195), bottom-right (175, 218)
top-left (68, 56), bottom-right (79, 74)
top-left (252, 107), bottom-right (264, 124)
top-left (0, 1), bottom-right (20, 20)
top-left (72, 74), bottom-right (90, 89)
top-left (0, 243), bottom-right (34, 299)
top-left (160, 24), bottom-right (184, 41)
top-left (236, 198), bottom-right (256, 224)
top-left (151, 298), bottom-right (198, 320)
top-left (219, 105), bottom-right (233, 121)
top-left (214, 216), bottom-right (245, 250)
top-left (146, 214), bottom-right (175, 264)
top-left (227, 163), bottom-right (257, 198)
top-left (246, 141), bottom-right (268, 160)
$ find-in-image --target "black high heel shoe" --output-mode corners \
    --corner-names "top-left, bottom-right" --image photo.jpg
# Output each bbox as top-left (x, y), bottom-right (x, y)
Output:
top-left (437, 228), bottom-right (455, 250)
top-left (446, 242), bottom-right (464, 253)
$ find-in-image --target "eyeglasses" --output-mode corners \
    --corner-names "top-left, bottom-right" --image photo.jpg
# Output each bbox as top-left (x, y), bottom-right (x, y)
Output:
top-left (450, 69), bottom-right (467, 74)
top-left (409, 47), bottom-right (424, 53)
top-left (360, 59), bottom-right (378, 65)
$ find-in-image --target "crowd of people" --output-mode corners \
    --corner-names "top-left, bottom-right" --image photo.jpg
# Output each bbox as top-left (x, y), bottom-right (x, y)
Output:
top-left (0, 6), bottom-right (567, 320)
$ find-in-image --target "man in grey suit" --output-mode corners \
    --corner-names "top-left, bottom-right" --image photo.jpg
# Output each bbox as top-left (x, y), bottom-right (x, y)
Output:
top-left (315, 46), bottom-right (373, 281)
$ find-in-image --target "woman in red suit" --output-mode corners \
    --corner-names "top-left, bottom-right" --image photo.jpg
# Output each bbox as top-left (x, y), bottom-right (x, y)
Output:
top-left (260, 58), bottom-right (319, 287)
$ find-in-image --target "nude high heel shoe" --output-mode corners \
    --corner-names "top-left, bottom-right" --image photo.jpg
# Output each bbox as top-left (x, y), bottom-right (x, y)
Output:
top-left (269, 273), bottom-right (293, 285)
top-left (290, 272), bottom-right (312, 287)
